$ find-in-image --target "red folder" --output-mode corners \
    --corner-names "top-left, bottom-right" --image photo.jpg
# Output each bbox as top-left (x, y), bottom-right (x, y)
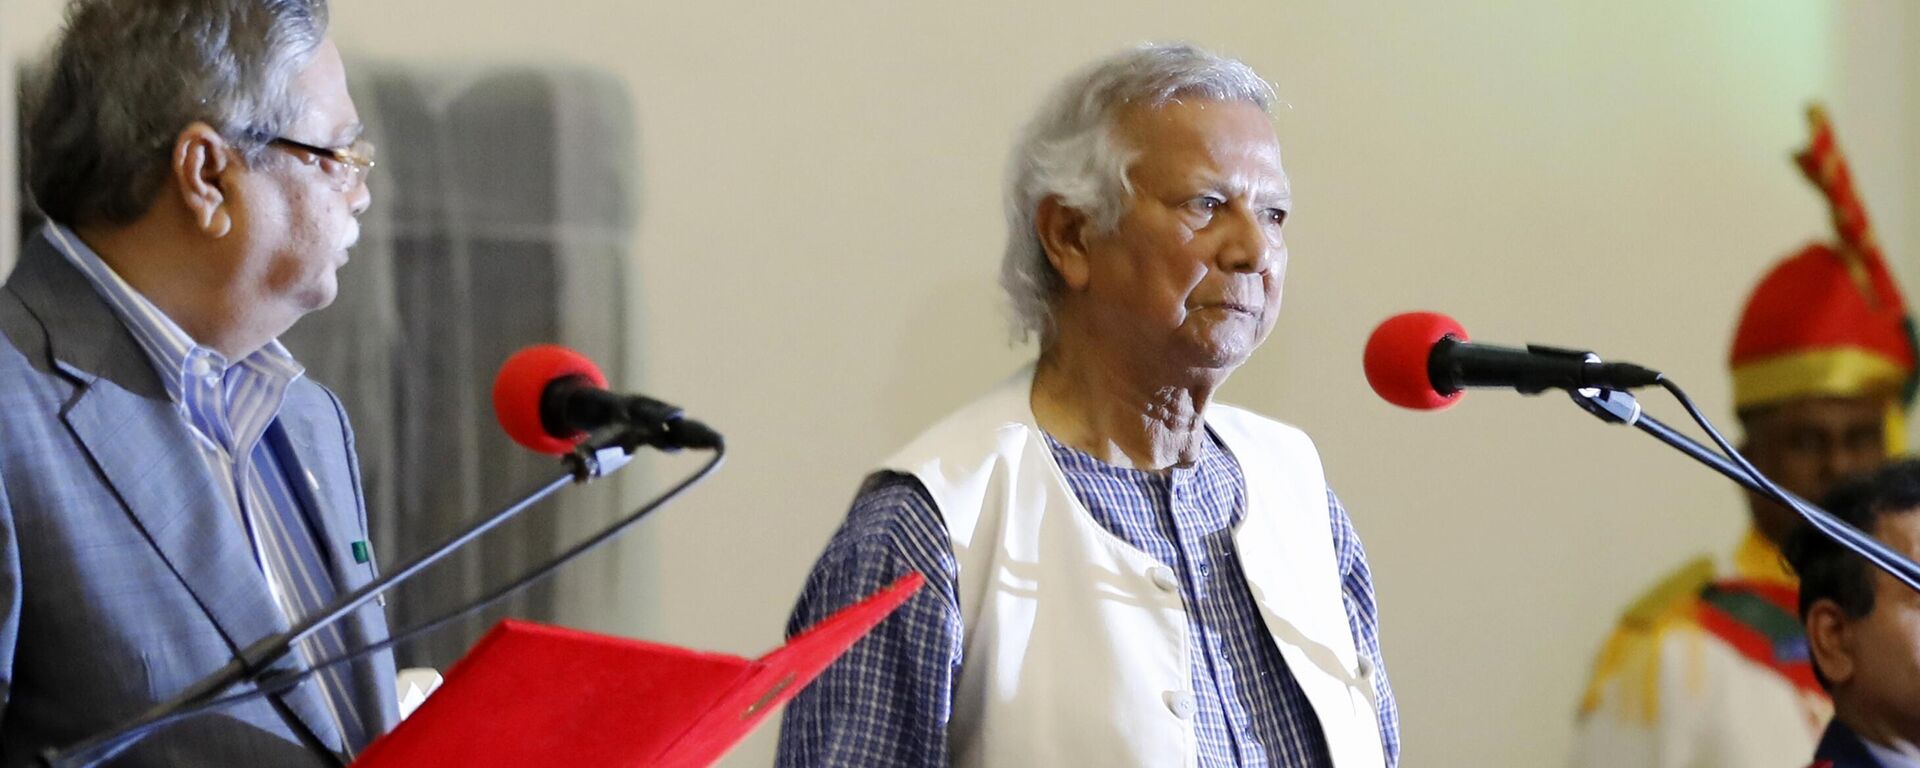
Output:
top-left (353, 572), bottom-right (924, 767)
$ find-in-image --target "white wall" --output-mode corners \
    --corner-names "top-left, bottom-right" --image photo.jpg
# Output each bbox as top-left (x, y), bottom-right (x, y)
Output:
top-left (4, 1), bottom-right (1915, 765)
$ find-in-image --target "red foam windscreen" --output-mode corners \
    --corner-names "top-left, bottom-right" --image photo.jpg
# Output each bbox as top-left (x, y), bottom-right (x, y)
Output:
top-left (493, 345), bottom-right (609, 455)
top-left (1363, 312), bottom-right (1468, 411)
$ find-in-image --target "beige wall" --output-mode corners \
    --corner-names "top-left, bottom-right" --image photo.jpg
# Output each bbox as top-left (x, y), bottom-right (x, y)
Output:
top-left (4, 1), bottom-right (1916, 765)
top-left (1832, 1), bottom-right (1918, 317)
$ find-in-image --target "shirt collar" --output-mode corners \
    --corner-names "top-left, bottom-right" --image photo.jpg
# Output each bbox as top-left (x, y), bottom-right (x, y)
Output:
top-left (1864, 737), bottom-right (1920, 768)
top-left (1041, 428), bottom-right (1228, 479)
top-left (42, 222), bottom-right (304, 403)
top-left (1825, 718), bottom-right (1920, 768)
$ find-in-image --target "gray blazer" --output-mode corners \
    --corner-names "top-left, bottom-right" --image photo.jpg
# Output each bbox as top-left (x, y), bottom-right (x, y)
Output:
top-left (0, 230), bottom-right (399, 766)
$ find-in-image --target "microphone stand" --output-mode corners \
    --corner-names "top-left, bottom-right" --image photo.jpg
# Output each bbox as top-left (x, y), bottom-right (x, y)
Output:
top-left (42, 426), bottom-right (658, 768)
top-left (1568, 386), bottom-right (1920, 594)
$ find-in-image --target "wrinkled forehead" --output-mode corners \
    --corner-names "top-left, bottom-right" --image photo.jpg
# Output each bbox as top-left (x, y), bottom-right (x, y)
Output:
top-left (1116, 99), bottom-right (1290, 200)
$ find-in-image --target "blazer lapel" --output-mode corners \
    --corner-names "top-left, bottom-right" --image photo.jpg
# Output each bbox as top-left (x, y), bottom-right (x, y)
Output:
top-left (270, 396), bottom-right (365, 594)
top-left (14, 237), bottom-right (349, 761)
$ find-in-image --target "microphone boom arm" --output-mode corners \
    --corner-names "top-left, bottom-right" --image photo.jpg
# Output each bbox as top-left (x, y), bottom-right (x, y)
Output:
top-left (1569, 387), bottom-right (1920, 594)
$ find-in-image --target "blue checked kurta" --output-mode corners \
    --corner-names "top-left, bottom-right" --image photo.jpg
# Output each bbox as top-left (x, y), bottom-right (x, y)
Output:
top-left (44, 224), bottom-right (365, 750)
top-left (778, 430), bottom-right (1399, 767)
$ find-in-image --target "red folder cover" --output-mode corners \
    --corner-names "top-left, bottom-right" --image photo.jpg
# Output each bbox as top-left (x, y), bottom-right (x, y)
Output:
top-left (353, 572), bottom-right (924, 768)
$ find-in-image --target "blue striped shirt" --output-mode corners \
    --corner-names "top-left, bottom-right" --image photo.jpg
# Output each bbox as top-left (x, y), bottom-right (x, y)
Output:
top-left (45, 224), bottom-right (365, 752)
top-left (778, 428), bottom-right (1399, 767)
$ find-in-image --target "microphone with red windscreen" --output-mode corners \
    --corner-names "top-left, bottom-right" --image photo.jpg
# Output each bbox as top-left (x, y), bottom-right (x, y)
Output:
top-left (1364, 312), bottom-right (1471, 411)
top-left (493, 345), bottom-right (721, 454)
top-left (1363, 311), bottom-right (1663, 410)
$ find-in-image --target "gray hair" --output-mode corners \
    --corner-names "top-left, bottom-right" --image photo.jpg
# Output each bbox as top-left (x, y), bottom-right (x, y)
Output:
top-left (24, 0), bottom-right (330, 226)
top-left (998, 43), bottom-right (1276, 343)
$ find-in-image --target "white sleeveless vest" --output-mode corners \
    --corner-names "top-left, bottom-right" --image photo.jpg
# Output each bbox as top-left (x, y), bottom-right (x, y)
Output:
top-left (882, 371), bottom-right (1385, 767)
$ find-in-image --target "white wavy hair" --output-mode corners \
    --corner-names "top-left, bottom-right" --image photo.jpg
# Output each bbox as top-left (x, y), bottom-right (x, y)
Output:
top-left (998, 43), bottom-right (1276, 343)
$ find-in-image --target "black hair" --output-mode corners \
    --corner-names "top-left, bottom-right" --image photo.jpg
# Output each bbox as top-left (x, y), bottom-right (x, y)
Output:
top-left (1783, 458), bottom-right (1920, 688)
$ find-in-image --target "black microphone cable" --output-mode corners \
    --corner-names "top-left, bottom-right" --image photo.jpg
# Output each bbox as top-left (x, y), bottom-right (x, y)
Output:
top-left (48, 442), bottom-right (725, 767)
top-left (1650, 377), bottom-right (1920, 594)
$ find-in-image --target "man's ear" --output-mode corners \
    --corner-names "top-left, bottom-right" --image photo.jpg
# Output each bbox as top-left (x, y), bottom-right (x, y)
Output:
top-left (1035, 196), bottom-right (1095, 292)
top-left (171, 122), bottom-right (234, 239)
top-left (1806, 598), bottom-right (1857, 688)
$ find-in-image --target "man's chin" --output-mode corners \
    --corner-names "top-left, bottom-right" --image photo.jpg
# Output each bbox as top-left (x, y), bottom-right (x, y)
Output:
top-left (295, 277), bottom-right (340, 315)
top-left (1182, 328), bottom-right (1264, 369)
top-left (1172, 347), bottom-right (1258, 378)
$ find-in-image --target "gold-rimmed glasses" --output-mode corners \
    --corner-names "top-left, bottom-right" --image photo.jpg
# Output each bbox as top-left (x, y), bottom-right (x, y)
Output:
top-left (267, 136), bottom-right (377, 189)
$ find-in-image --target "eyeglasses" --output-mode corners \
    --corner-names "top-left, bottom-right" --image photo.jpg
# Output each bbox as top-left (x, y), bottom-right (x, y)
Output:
top-left (266, 136), bottom-right (378, 188)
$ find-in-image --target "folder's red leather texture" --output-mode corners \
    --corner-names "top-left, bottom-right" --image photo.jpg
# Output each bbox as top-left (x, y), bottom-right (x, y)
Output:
top-left (353, 571), bottom-right (924, 767)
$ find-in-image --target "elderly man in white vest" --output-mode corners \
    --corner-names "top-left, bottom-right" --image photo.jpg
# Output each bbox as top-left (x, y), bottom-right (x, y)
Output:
top-left (776, 42), bottom-right (1399, 768)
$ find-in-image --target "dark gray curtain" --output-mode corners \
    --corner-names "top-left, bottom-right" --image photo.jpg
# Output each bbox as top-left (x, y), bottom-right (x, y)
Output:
top-left (280, 65), bottom-right (638, 668)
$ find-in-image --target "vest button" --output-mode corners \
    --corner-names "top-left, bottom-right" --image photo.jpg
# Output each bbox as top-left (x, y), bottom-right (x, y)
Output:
top-left (1163, 690), bottom-right (1196, 719)
top-left (1148, 565), bottom-right (1179, 592)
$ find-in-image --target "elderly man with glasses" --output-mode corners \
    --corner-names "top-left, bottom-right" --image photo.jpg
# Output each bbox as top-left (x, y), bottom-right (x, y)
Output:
top-left (778, 43), bottom-right (1398, 768)
top-left (0, 0), bottom-right (394, 764)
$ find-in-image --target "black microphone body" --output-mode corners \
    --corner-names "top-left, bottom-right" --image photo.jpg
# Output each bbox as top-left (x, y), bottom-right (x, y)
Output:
top-left (542, 376), bottom-right (722, 450)
top-left (1429, 337), bottom-right (1663, 396)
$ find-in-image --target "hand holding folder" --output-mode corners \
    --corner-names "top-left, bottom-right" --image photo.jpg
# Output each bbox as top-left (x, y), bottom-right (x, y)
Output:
top-left (353, 572), bottom-right (925, 767)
